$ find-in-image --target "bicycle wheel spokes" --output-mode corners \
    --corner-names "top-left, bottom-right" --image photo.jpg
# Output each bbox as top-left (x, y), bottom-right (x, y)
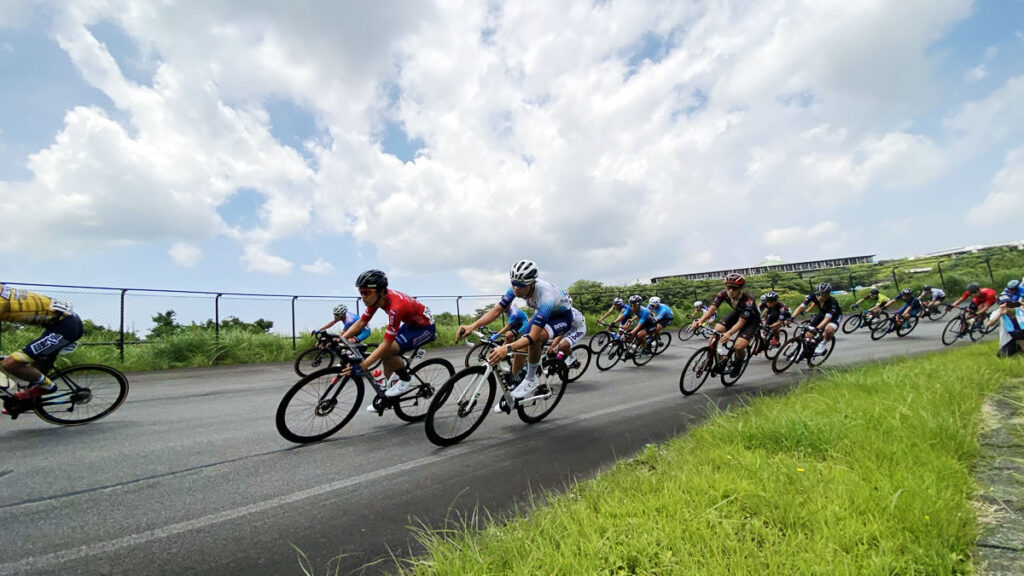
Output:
top-left (896, 316), bottom-right (918, 337)
top-left (34, 365), bottom-right (129, 425)
top-left (425, 366), bottom-right (495, 446)
top-left (679, 348), bottom-right (712, 396)
top-left (393, 358), bottom-right (454, 422)
top-left (276, 369), bottom-right (363, 444)
top-left (589, 331), bottom-right (611, 352)
top-left (517, 362), bottom-right (567, 424)
top-left (869, 319), bottom-right (892, 341)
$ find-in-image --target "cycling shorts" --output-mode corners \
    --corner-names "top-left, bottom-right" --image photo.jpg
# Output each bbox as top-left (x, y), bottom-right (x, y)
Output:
top-left (656, 316), bottom-right (674, 328)
top-left (810, 312), bottom-right (840, 332)
top-left (719, 309), bottom-right (760, 341)
top-left (394, 323), bottom-right (436, 353)
top-left (13, 313), bottom-right (84, 364)
top-left (545, 308), bottom-right (587, 347)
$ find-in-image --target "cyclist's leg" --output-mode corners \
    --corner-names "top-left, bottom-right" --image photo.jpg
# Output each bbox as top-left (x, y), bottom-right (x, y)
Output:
top-left (3, 314), bottom-right (82, 394)
top-left (385, 323), bottom-right (437, 397)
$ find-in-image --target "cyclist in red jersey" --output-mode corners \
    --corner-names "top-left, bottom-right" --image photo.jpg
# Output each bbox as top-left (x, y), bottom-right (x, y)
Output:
top-left (341, 270), bottom-right (436, 398)
top-left (948, 282), bottom-right (997, 316)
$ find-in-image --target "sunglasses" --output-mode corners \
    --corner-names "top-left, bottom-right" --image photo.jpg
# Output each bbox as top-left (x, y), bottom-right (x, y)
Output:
top-left (511, 281), bottom-right (532, 288)
top-left (358, 289), bottom-right (376, 296)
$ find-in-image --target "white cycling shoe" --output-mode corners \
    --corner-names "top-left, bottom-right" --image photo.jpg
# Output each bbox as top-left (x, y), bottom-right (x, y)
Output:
top-left (511, 378), bottom-right (539, 400)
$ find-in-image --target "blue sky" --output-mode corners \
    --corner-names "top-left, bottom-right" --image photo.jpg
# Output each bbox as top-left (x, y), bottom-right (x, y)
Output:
top-left (1, 0), bottom-right (1023, 314)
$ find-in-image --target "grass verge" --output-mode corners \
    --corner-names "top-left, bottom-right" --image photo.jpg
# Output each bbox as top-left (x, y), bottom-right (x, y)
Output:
top-left (395, 343), bottom-right (1019, 575)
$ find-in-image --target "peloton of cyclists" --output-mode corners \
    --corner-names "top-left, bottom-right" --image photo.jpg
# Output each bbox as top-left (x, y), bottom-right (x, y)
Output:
top-left (689, 273), bottom-right (760, 378)
top-left (790, 282), bottom-right (842, 355)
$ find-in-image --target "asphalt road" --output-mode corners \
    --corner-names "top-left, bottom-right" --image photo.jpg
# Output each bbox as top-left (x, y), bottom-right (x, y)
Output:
top-left (0, 319), bottom-right (974, 575)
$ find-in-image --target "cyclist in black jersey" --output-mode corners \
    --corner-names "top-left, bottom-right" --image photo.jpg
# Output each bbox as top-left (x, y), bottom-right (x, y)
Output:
top-left (689, 273), bottom-right (760, 378)
top-left (760, 292), bottom-right (789, 346)
top-left (791, 283), bottom-right (842, 355)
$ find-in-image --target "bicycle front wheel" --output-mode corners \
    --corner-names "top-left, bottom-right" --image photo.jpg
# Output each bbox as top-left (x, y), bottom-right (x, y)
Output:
top-left (942, 317), bottom-right (966, 346)
top-left (652, 332), bottom-right (672, 355)
top-left (595, 340), bottom-right (623, 371)
top-left (633, 342), bottom-right (655, 366)
top-left (896, 316), bottom-right (919, 337)
top-left (772, 340), bottom-right (803, 374)
top-left (764, 330), bottom-right (788, 361)
top-left (679, 348), bottom-right (712, 396)
top-left (517, 360), bottom-right (567, 424)
top-left (424, 366), bottom-right (496, 446)
top-left (393, 358), bottom-right (454, 422)
top-left (720, 350), bottom-right (750, 387)
top-left (841, 314), bottom-right (862, 334)
top-left (34, 365), bottom-right (130, 425)
top-left (869, 319), bottom-right (892, 341)
top-left (294, 347), bottom-right (336, 377)
top-left (808, 338), bottom-right (835, 367)
top-left (564, 344), bottom-right (592, 383)
top-left (464, 342), bottom-right (495, 368)
top-left (589, 331), bottom-right (612, 352)
top-left (677, 325), bottom-right (697, 341)
top-left (276, 368), bottom-right (363, 444)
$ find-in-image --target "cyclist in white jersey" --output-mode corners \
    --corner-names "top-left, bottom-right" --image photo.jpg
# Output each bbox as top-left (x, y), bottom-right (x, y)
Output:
top-left (456, 260), bottom-right (586, 400)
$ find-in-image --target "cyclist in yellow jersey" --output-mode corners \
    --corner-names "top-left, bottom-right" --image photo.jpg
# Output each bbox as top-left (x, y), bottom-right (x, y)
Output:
top-left (1, 284), bottom-right (83, 400)
top-left (852, 287), bottom-right (890, 315)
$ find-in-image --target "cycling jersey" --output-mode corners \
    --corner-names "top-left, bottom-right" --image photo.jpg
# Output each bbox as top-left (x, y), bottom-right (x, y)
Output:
top-left (359, 289), bottom-right (434, 343)
top-left (341, 311), bottom-right (371, 342)
top-left (864, 293), bottom-right (890, 307)
top-left (694, 305), bottom-right (717, 322)
top-left (896, 297), bottom-right (922, 316)
top-left (763, 304), bottom-right (791, 326)
top-left (0, 284), bottom-right (74, 325)
top-left (922, 288), bottom-right (945, 301)
top-left (1000, 287), bottom-right (1023, 304)
top-left (802, 293), bottom-right (842, 319)
top-left (648, 303), bottom-right (674, 322)
top-left (962, 288), bottom-right (997, 308)
top-left (499, 279), bottom-right (572, 329)
top-left (712, 290), bottom-right (760, 323)
top-left (508, 306), bottom-right (529, 329)
top-left (632, 307), bottom-right (657, 329)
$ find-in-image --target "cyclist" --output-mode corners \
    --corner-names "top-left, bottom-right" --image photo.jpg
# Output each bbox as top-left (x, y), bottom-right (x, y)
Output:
top-left (646, 296), bottom-right (674, 342)
top-left (313, 303), bottom-right (371, 343)
top-left (791, 282), bottom-right (842, 355)
top-left (880, 287), bottom-right (923, 323)
top-left (689, 273), bottom-right (759, 378)
top-left (494, 304), bottom-right (531, 344)
top-left (919, 285), bottom-right (946, 314)
top-left (341, 270), bottom-right (436, 399)
top-left (948, 282), bottom-right (998, 323)
top-left (625, 295), bottom-right (658, 350)
top-left (1000, 279), bottom-right (1023, 304)
top-left (598, 297), bottom-right (633, 334)
top-left (687, 300), bottom-right (716, 333)
top-left (0, 284), bottom-right (83, 401)
top-left (760, 292), bottom-right (790, 346)
top-left (989, 291), bottom-right (1024, 357)
top-left (456, 259), bottom-right (586, 401)
top-left (852, 287), bottom-right (890, 318)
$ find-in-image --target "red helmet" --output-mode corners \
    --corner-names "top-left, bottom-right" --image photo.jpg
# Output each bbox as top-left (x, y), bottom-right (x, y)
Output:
top-left (724, 273), bottom-right (745, 287)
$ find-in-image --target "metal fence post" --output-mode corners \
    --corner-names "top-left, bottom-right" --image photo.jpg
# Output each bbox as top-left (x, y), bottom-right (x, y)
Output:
top-left (291, 296), bottom-right (298, 350)
top-left (849, 273), bottom-right (856, 298)
top-left (215, 293), bottom-right (222, 341)
top-left (456, 296), bottom-right (463, 326)
top-left (985, 258), bottom-right (995, 284)
top-left (936, 260), bottom-right (946, 291)
top-left (891, 267), bottom-right (900, 291)
top-left (119, 289), bottom-right (127, 362)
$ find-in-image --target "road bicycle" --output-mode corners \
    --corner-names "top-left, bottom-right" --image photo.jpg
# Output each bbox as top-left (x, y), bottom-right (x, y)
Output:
top-left (771, 324), bottom-right (835, 374)
top-left (920, 301), bottom-right (951, 321)
top-left (276, 338), bottom-right (454, 443)
top-left (465, 328), bottom-right (591, 383)
top-left (589, 321), bottom-right (623, 351)
top-left (594, 329), bottom-right (667, 370)
top-left (678, 330), bottom-right (751, 396)
top-left (424, 334), bottom-right (569, 446)
top-left (293, 332), bottom-right (379, 376)
top-left (869, 312), bottom-right (919, 340)
top-left (841, 305), bottom-right (889, 334)
top-left (462, 327), bottom-right (505, 367)
top-left (677, 315), bottom-right (716, 342)
top-left (1, 347), bottom-right (129, 425)
top-left (747, 324), bottom-right (788, 361)
top-left (941, 307), bottom-right (996, 346)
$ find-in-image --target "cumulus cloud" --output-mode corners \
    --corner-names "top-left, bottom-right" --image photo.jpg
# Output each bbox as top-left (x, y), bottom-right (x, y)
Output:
top-left (301, 258), bottom-right (335, 275)
top-left (967, 147), bottom-right (1024, 226)
top-left (3, 0), bottom-right (1019, 288)
top-left (169, 242), bottom-right (202, 267)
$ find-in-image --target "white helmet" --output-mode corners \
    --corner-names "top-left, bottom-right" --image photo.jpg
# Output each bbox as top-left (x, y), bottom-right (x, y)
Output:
top-left (613, 297), bottom-right (623, 306)
top-left (332, 304), bottom-right (348, 319)
top-left (510, 259), bottom-right (539, 285)
top-left (648, 296), bottom-right (661, 307)
top-left (693, 301), bottom-right (703, 308)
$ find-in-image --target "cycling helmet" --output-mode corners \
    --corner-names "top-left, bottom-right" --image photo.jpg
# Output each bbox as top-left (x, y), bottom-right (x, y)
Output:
top-left (921, 285), bottom-right (931, 291)
top-left (356, 269), bottom-right (388, 290)
top-left (869, 287), bottom-right (879, 295)
top-left (613, 297), bottom-right (623, 306)
top-left (628, 294), bottom-right (643, 305)
top-left (332, 304), bottom-right (348, 319)
top-left (759, 293), bottom-right (767, 303)
top-left (765, 291), bottom-right (779, 302)
top-left (693, 300), bottom-right (703, 308)
top-left (510, 259), bottom-right (539, 284)
top-left (1008, 279), bottom-right (1021, 291)
top-left (966, 282), bottom-right (980, 293)
top-left (900, 288), bottom-right (913, 297)
top-left (649, 296), bottom-right (661, 307)
top-left (815, 282), bottom-right (832, 295)
top-left (724, 273), bottom-right (745, 287)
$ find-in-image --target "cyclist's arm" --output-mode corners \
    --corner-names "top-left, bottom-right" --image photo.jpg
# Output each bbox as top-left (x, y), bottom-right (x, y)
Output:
top-left (341, 317), bottom-right (368, 341)
top-left (456, 304), bottom-right (505, 342)
top-left (693, 305), bottom-right (717, 327)
top-left (315, 318), bottom-right (340, 333)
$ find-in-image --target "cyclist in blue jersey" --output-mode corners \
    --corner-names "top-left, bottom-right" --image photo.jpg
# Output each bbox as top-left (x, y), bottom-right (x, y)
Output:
top-left (881, 288), bottom-right (922, 321)
top-left (494, 304), bottom-right (531, 344)
top-left (1000, 279), bottom-right (1023, 304)
top-left (625, 295), bottom-right (659, 349)
top-left (313, 304), bottom-right (371, 343)
top-left (646, 296), bottom-right (674, 341)
top-left (598, 297), bottom-right (631, 328)
top-left (456, 260), bottom-right (586, 400)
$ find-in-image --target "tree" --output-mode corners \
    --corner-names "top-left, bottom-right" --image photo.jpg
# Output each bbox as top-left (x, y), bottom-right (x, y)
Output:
top-left (149, 310), bottom-right (181, 339)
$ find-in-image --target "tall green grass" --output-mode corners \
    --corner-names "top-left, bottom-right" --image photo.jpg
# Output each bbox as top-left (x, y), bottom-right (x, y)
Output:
top-left (396, 344), bottom-right (1017, 575)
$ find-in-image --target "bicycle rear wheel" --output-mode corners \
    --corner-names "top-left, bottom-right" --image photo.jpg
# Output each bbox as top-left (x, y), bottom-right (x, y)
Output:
top-left (424, 366), bottom-right (496, 446)
top-left (595, 340), bottom-right (623, 371)
top-left (651, 332), bottom-right (671, 355)
top-left (392, 358), bottom-right (454, 422)
top-left (34, 365), bottom-right (129, 425)
top-left (276, 368), bottom-right (363, 444)
top-left (808, 338), bottom-right (835, 367)
top-left (929, 305), bottom-right (950, 321)
top-left (564, 344), bottom-right (591, 383)
top-left (764, 330), bottom-right (788, 361)
top-left (294, 347), bottom-right (336, 377)
top-left (517, 359), bottom-right (567, 424)
top-left (896, 316), bottom-right (919, 337)
top-left (772, 340), bottom-right (803, 374)
top-left (679, 348), bottom-right (712, 396)
top-left (941, 317), bottom-right (966, 346)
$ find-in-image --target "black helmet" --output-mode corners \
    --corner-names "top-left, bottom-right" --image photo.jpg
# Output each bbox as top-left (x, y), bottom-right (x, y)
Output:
top-left (921, 285), bottom-right (931, 291)
top-left (765, 291), bottom-right (779, 302)
top-left (356, 270), bottom-right (388, 290)
top-left (628, 294), bottom-right (643, 305)
top-left (869, 287), bottom-right (879, 295)
top-left (815, 282), bottom-right (831, 295)
top-left (966, 282), bottom-right (980, 293)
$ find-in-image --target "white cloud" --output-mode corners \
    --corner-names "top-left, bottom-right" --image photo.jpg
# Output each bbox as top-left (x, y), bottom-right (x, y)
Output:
top-left (967, 147), bottom-right (1024, 226)
top-left (301, 258), bottom-right (334, 275)
top-left (764, 221), bottom-right (838, 247)
top-left (241, 244), bottom-right (292, 275)
top-left (964, 46), bottom-right (998, 83)
top-left (168, 242), bottom-right (202, 267)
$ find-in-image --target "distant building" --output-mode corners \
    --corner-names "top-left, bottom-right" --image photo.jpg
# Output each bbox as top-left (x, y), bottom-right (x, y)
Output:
top-left (651, 254), bottom-right (876, 284)
top-left (908, 240), bottom-right (1024, 260)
